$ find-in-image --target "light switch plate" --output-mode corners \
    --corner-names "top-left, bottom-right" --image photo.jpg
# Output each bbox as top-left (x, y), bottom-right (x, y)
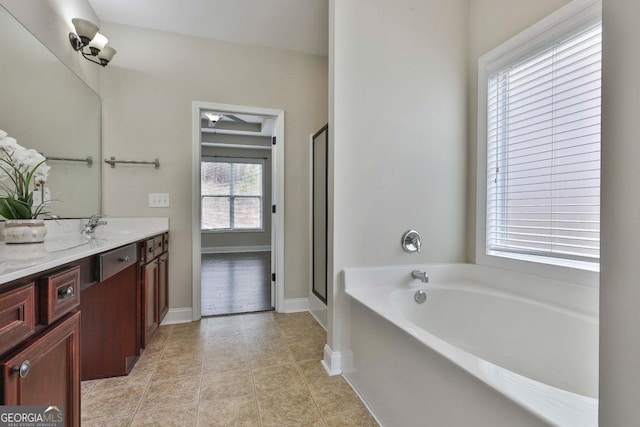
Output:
top-left (149, 193), bottom-right (170, 208)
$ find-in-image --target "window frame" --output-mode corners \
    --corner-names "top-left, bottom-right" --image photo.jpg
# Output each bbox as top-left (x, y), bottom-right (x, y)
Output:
top-left (200, 156), bottom-right (265, 233)
top-left (475, 0), bottom-right (601, 287)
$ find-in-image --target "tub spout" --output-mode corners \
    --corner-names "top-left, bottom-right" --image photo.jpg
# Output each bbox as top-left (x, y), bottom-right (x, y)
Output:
top-left (411, 270), bottom-right (429, 283)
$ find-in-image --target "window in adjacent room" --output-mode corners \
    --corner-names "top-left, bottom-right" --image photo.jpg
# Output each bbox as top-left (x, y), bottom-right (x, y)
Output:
top-left (478, 2), bottom-right (601, 270)
top-left (201, 158), bottom-right (264, 231)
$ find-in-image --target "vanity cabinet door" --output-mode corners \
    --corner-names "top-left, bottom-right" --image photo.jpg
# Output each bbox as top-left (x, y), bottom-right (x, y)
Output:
top-left (142, 260), bottom-right (158, 348)
top-left (158, 253), bottom-right (169, 323)
top-left (0, 312), bottom-right (80, 427)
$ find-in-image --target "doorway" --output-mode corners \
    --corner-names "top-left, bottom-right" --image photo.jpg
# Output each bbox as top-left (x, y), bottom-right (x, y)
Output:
top-left (191, 102), bottom-right (285, 319)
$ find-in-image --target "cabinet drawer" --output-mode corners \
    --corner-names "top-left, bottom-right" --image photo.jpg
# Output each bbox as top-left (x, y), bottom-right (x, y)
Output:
top-left (98, 244), bottom-right (137, 282)
top-left (144, 238), bottom-right (155, 264)
top-left (0, 284), bottom-right (36, 356)
top-left (163, 233), bottom-right (169, 252)
top-left (152, 236), bottom-right (163, 258)
top-left (40, 267), bottom-right (80, 325)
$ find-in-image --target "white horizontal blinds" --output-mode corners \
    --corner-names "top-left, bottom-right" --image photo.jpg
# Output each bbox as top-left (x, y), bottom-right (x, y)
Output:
top-left (201, 161), bottom-right (263, 230)
top-left (486, 21), bottom-right (602, 262)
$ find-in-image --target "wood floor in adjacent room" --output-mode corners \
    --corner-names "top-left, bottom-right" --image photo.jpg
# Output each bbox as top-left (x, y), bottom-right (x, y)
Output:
top-left (201, 252), bottom-right (273, 316)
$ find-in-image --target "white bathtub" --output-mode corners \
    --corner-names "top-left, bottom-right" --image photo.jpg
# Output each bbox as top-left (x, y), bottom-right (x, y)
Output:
top-left (343, 263), bottom-right (598, 427)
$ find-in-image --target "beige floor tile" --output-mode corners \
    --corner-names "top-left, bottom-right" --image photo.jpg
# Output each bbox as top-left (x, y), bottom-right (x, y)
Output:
top-left (308, 377), bottom-right (365, 417)
top-left (203, 352), bottom-right (252, 372)
top-left (91, 371), bottom-right (153, 392)
top-left (252, 361), bottom-right (306, 392)
top-left (131, 404), bottom-right (198, 426)
top-left (250, 351), bottom-right (296, 370)
top-left (81, 383), bottom-right (146, 421)
top-left (81, 313), bottom-right (376, 426)
top-left (200, 369), bottom-right (255, 401)
top-left (138, 376), bottom-right (201, 412)
top-left (81, 415), bottom-right (133, 427)
top-left (323, 410), bottom-right (379, 426)
top-left (81, 380), bottom-right (97, 394)
top-left (287, 336), bottom-right (325, 361)
top-left (144, 337), bottom-right (168, 354)
top-left (160, 345), bottom-right (205, 361)
top-left (248, 342), bottom-right (292, 361)
top-left (197, 395), bottom-right (260, 427)
top-left (128, 357), bottom-right (159, 379)
top-left (284, 420), bottom-right (327, 427)
top-left (244, 327), bottom-right (283, 342)
top-left (281, 327), bottom-right (318, 343)
top-left (296, 359), bottom-right (330, 384)
top-left (152, 356), bottom-right (203, 381)
top-left (257, 387), bottom-right (322, 426)
top-left (203, 336), bottom-right (248, 353)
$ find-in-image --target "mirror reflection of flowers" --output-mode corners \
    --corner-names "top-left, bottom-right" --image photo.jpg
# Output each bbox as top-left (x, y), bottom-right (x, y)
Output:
top-left (0, 129), bottom-right (51, 219)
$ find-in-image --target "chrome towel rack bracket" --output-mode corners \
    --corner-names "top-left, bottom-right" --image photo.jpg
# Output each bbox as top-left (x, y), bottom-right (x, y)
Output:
top-left (104, 157), bottom-right (160, 169)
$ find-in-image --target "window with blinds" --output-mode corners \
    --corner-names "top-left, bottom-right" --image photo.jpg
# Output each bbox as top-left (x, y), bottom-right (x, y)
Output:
top-left (486, 21), bottom-right (601, 264)
top-left (201, 159), bottom-right (264, 231)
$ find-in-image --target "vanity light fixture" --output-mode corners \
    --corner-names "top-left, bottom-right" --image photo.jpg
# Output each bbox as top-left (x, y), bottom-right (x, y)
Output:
top-left (68, 18), bottom-right (116, 67)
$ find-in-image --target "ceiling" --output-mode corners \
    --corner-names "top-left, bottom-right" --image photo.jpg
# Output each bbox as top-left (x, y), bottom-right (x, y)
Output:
top-left (200, 111), bottom-right (275, 137)
top-left (87, 0), bottom-right (328, 56)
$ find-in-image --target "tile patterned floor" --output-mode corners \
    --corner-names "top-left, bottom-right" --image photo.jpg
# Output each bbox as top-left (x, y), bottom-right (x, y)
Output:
top-left (81, 312), bottom-right (378, 426)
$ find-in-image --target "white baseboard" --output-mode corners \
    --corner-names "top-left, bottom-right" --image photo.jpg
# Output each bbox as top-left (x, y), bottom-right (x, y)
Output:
top-left (160, 307), bottom-right (194, 325)
top-left (281, 297), bottom-right (309, 313)
top-left (321, 344), bottom-right (342, 376)
top-left (201, 245), bottom-right (271, 254)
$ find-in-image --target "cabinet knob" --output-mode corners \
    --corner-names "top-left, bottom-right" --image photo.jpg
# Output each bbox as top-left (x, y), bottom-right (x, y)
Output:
top-left (118, 256), bottom-right (130, 263)
top-left (12, 360), bottom-right (31, 378)
top-left (58, 285), bottom-right (74, 300)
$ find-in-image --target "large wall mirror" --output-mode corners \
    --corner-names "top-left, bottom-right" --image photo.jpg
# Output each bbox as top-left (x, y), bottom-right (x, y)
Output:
top-left (0, 6), bottom-right (101, 218)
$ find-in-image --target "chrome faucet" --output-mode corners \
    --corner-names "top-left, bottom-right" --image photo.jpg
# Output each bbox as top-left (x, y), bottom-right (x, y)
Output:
top-left (411, 270), bottom-right (429, 283)
top-left (412, 236), bottom-right (422, 253)
top-left (402, 230), bottom-right (423, 253)
top-left (82, 214), bottom-right (107, 235)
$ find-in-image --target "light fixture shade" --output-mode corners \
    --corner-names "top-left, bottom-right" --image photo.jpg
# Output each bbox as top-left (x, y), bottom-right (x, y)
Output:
top-left (72, 18), bottom-right (99, 43)
top-left (88, 33), bottom-right (108, 51)
top-left (97, 45), bottom-right (116, 63)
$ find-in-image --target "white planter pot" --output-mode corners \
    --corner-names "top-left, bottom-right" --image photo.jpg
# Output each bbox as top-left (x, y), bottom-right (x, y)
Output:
top-left (2, 219), bottom-right (47, 244)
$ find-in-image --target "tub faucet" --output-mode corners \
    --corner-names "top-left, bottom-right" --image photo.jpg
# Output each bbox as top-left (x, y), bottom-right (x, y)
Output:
top-left (82, 214), bottom-right (107, 235)
top-left (411, 270), bottom-right (429, 283)
top-left (413, 236), bottom-right (422, 253)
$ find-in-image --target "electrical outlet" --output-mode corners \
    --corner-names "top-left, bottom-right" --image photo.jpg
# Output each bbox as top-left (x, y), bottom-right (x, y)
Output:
top-left (149, 193), bottom-right (170, 208)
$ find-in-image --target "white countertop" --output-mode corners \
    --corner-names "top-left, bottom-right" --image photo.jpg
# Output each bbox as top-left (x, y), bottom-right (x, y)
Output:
top-left (0, 217), bottom-right (169, 285)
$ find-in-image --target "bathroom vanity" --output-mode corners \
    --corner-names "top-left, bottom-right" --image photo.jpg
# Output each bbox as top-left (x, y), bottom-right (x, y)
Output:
top-left (0, 218), bottom-right (169, 427)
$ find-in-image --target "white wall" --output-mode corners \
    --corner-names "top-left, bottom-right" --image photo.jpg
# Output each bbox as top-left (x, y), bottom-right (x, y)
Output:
top-left (328, 0), bottom-right (468, 361)
top-left (599, 0), bottom-right (640, 423)
top-left (99, 22), bottom-right (328, 309)
top-left (466, 0), bottom-right (572, 262)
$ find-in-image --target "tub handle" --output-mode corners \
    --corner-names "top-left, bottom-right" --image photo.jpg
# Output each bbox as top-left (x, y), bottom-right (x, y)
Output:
top-left (402, 230), bottom-right (422, 253)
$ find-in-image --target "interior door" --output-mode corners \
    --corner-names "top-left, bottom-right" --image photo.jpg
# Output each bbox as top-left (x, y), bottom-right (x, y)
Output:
top-left (312, 125), bottom-right (328, 304)
top-left (271, 136), bottom-right (277, 308)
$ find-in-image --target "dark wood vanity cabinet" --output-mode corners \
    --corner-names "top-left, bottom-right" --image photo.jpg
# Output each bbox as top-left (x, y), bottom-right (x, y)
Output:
top-left (0, 264), bottom-right (83, 427)
top-left (0, 312), bottom-right (80, 427)
top-left (140, 233), bottom-right (169, 348)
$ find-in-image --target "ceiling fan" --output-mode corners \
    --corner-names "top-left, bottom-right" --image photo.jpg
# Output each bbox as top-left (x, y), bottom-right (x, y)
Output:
top-left (204, 112), bottom-right (247, 127)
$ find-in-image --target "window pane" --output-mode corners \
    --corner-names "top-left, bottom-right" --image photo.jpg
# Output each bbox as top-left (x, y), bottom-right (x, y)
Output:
top-left (234, 197), bottom-right (261, 229)
top-left (201, 162), bottom-right (230, 196)
top-left (486, 22), bottom-right (601, 264)
top-left (233, 163), bottom-right (262, 196)
top-left (202, 197), bottom-right (230, 229)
